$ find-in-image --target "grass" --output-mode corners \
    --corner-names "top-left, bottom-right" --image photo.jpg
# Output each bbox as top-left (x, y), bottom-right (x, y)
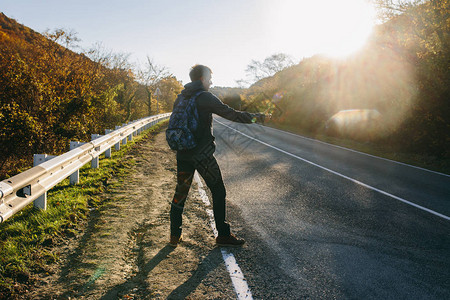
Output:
top-left (266, 122), bottom-right (450, 175)
top-left (0, 120), bottom-right (168, 299)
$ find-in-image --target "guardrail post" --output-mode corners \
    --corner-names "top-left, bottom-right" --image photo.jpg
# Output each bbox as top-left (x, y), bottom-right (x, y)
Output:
top-left (91, 134), bottom-right (101, 169)
top-left (114, 126), bottom-right (122, 149)
top-left (105, 129), bottom-right (113, 158)
top-left (33, 154), bottom-right (56, 210)
top-left (121, 124), bottom-right (128, 145)
top-left (69, 141), bottom-right (86, 185)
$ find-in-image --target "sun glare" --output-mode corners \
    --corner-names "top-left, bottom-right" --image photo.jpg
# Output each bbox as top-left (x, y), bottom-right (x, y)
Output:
top-left (266, 0), bottom-right (376, 58)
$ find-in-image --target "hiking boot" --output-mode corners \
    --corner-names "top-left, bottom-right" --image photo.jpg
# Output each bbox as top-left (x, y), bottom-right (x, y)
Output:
top-left (216, 233), bottom-right (245, 247)
top-left (169, 235), bottom-right (182, 247)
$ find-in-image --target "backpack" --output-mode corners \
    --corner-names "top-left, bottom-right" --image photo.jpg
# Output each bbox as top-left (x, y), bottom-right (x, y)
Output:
top-left (166, 91), bottom-right (204, 151)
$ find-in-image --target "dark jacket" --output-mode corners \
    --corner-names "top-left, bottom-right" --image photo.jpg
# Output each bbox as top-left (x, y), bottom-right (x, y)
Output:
top-left (176, 80), bottom-right (256, 160)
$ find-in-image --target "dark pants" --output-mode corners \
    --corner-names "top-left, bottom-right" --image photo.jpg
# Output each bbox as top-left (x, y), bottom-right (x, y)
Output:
top-left (170, 155), bottom-right (230, 237)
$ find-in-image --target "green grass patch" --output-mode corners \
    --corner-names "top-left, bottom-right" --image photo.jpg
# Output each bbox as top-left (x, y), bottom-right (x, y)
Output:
top-left (0, 120), bottom-right (168, 298)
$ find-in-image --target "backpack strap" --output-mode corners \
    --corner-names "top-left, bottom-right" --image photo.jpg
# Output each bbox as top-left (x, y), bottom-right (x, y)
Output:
top-left (192, 90), bottom-right (206, 100)
top-left (189, 91), bottom-right (206, 113)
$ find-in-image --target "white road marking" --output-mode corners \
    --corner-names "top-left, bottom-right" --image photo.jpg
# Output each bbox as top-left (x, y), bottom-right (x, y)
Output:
top-left (216, 120), bottom-right (450, 221)
top-left (194, 172), bottom-right (253, 300)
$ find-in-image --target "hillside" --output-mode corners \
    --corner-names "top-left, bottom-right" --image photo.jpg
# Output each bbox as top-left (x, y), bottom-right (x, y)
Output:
top-left (239, 1), bottom-right (449, 158)
top-left (0, 13), bottom-right (182, 180)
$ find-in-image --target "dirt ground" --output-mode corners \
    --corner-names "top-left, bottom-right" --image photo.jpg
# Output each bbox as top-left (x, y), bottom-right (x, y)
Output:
top-left (26, 127), bottom-right (236, 299)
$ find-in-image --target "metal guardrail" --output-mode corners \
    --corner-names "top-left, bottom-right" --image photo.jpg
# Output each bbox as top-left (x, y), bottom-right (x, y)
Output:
top-left (0, 113), bottom-right (170, 223)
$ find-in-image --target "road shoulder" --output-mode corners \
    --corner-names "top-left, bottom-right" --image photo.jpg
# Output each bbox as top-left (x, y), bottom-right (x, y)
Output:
top-left (26, 126), bottom-right (234, 299)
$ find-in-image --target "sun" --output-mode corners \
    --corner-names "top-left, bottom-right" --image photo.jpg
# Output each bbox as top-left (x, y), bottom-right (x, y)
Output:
top-left (265, 0), bottom-right (376, 58)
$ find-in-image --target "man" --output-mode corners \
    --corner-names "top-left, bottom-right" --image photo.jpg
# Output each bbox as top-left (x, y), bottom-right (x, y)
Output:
top-left (169, 64), bottom-right (265, 247)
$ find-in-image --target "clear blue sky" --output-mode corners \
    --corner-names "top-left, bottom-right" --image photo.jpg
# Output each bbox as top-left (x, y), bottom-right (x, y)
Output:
top-left (1, 0), bottom-right (377, 87)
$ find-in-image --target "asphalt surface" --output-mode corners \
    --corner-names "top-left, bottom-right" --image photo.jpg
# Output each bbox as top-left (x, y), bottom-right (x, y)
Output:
top-left (212, 117), bottom-right (450, 299)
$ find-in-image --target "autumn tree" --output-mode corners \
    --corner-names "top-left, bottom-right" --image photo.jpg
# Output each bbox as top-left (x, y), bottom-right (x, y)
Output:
top-left (372, 0), bottom-right (450, 156)
top-left (239, 53), bottom-right (295, 85)
top-left (85, 43), bottom-right (149, 123)
top-left (137, 57), bottom-right (171, 115)
top-left (0, 16), bottom-right (166, 178)
top-left (155, 76), bottom-right (183, 112)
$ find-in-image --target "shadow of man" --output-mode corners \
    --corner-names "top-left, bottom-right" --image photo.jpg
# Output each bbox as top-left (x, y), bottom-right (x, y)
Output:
top-left (100, 245), bottom-right (175, 299)
top-left (166, 247), bottom-right (224, 299)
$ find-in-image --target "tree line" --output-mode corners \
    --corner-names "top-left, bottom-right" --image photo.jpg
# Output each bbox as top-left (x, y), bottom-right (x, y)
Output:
top-left (0, 13), bottom-right (183, 180)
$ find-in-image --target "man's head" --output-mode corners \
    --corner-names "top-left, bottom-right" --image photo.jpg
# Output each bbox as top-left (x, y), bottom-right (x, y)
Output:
top-left (189, 64), bottom-right (212, 90)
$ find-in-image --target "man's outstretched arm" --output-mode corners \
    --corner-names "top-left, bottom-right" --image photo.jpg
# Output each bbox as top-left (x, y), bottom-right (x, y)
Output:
top-left (199, 93), bottom-right (265, 124)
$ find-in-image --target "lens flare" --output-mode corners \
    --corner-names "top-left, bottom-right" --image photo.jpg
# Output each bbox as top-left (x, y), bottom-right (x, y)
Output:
top-left (272, 92), bottom-right (285, 103)
top-left (326, 109), bottom-right (382, 140)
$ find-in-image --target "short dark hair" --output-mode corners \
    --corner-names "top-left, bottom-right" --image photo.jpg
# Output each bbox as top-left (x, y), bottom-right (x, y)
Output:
top-left (189, 64), bottom-right (212, 82)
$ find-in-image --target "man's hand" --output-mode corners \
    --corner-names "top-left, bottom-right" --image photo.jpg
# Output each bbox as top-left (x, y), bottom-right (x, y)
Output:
top-left (252, 113), bottom-right (266, 124)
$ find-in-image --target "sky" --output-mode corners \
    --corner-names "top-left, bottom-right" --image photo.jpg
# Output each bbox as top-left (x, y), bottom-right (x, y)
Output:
top-left (1, 0), bottom-right (377, 87)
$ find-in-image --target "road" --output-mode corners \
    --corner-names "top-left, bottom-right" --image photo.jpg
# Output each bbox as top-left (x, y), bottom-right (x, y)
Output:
top-left (212, 117), bottom-right (450, 299)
